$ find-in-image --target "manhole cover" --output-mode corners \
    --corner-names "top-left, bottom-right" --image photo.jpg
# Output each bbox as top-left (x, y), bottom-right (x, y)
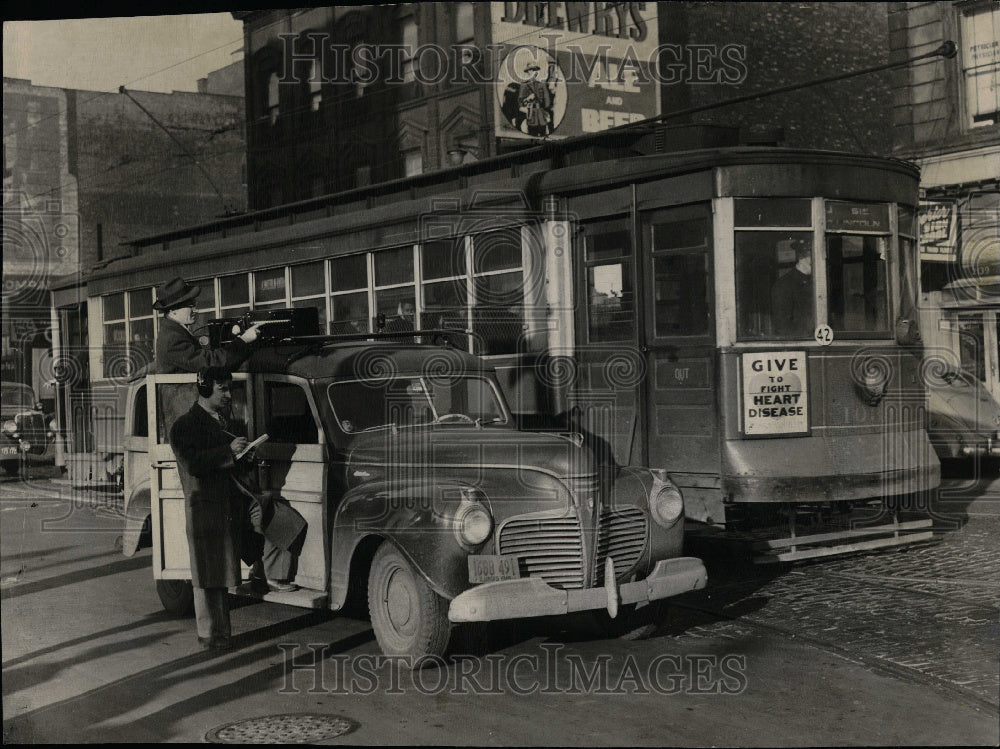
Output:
top-left (205, 713), bottom-right (358, 744)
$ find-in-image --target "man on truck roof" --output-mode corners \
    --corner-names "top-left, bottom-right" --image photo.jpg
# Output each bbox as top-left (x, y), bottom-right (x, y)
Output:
top-left (153, 277), bottom-right (264, 374)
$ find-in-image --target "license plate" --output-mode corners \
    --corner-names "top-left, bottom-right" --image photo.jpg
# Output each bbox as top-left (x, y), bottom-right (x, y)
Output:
top-left (0, 446), bottom-right (19, 457)
top-left (468, 554), bottom-right (521, 584)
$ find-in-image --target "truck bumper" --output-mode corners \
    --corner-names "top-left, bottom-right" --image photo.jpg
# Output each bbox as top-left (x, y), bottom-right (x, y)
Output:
top-left (448, 556), bottom-right (707, 623)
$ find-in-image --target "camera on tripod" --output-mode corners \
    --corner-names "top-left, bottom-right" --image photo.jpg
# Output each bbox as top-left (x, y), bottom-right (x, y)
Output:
top-left (204, 307), bottom-right (320, 347)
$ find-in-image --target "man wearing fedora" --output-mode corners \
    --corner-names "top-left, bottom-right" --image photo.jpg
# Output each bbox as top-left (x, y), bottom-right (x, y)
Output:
top-left (153, 277), bottom-right (264, 374)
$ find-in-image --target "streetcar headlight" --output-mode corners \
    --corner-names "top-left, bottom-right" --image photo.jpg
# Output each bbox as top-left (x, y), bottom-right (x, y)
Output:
top-left (650, 483), bottom-right (684, 528)
top-left (2, 420), bottom-right (17, 435)
top-left (454, 502), bottom-right (493, 547)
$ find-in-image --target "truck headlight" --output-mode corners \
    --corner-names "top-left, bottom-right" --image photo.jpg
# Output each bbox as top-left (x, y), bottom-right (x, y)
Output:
top-left (454, 502), bottom-right (493, 547)
top-left (650, 484), bottom-right (684, 528)
top-left (2, 420), bottom-right (17, 435)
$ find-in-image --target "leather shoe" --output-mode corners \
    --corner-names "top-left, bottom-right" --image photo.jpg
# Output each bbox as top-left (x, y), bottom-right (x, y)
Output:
top-left (267, 579), bottom-right (298, 592)
top-left (198, 636), bottom-right (233, 650)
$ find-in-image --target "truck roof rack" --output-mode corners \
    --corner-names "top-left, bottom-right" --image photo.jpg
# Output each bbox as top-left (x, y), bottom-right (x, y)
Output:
top-left (280, 328), bottom-right (475, 367)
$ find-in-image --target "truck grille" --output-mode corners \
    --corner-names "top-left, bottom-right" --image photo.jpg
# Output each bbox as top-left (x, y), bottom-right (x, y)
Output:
top-left (498, 517), bottom-right (584, 589)
top-left (15, 413), bottom-right (46, 442)
top-left (593, 508), bottom-right (647, 584)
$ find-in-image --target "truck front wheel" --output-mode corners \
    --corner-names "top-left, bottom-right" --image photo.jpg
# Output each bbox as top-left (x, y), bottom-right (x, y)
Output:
top-left (368, 542), bottom-right (451, 664)
top-left (156, 579), bottom-right (194, 616)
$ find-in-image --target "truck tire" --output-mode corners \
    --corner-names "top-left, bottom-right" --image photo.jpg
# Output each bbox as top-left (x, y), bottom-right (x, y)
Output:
top-left (368, 542), bottom-right (451, 665)
top-left (156, 579), bottom-right (195, 616)
top-left (2, 460), bottom-right (19, 477)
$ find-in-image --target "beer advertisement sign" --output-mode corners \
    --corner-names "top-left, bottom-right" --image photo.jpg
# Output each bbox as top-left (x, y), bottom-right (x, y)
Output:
top-left (490, 2), bottom-right (661, 141)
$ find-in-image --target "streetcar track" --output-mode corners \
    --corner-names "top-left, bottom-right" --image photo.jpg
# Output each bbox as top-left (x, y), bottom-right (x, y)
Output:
top-left (670, 599), bottom-right (1000, 713)
top-left (822, 571), bottom-right (999, 610)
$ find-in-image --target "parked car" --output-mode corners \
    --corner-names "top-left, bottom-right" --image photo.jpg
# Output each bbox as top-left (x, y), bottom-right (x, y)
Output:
top-left (120, 333), bottom-right (707, 661)
top-left (926, 368), bottom-right (1000, 466)
top-left (1, 381), bottom-right (54, 476)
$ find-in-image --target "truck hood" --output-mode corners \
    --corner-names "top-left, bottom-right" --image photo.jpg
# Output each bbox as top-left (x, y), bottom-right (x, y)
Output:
top-left (346, 427), bottom-right (596, 479)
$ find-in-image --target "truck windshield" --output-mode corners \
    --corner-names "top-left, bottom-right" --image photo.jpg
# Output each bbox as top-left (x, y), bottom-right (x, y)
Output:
top-left (1, 384), bottom-right (35, 409)
top-left (327, 375), bottom-right (507, 434)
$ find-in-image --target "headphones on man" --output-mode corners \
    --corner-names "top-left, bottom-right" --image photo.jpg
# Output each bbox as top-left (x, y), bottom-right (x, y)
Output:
top-left (196, 369), bottom-right (213, 397)
top-left (197, 367), bottom-right (230, 397)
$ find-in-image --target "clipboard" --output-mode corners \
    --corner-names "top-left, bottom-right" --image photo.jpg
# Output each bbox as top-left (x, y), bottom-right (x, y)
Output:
top-left (236, 433), bottom-right (268, 461)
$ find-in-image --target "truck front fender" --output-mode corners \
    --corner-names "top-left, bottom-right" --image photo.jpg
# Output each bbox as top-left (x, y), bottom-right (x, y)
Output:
top-left (329, 480), bottom-right (486, 610)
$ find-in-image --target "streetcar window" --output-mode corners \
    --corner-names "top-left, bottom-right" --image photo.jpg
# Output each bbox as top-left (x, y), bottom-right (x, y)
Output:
top-left (735, 232), bottom-right (814, 340)
top-left (264, 381), bottom-right (318, 444)
top-left (472, 228), bottom-right (525, 355)
top-left (734, 199), bottom-right (811, 227)
top-left (584, 222), bottom-right (635, 342)
top-left (825, 234), bottom-right (889, 336)
top-left (254, 267), bottom-right (286, 308)
top-left (330, 255), bottom-right (370, 333)
top-left (653, 253), bottom-right (710, 336)
top-left (220, 274), bottom-right (249, 308)
top-left (650, 215), bottom-right (711, 337)
top-left (374, 246), bottom-right (414, 286)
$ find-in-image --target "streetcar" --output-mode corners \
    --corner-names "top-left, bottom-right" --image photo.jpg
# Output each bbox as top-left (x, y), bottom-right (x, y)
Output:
top-left (53, 132), bottom-right (941, 561)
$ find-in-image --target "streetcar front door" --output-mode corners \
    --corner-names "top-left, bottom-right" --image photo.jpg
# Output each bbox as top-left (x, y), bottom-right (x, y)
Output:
top-left (575, 217), bottom-right (646, 467)
top-left (640, 205), bottom-right (722, 523)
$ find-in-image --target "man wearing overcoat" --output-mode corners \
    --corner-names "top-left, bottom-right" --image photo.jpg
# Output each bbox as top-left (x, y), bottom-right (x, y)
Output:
top-left (153, 277), bottom-right (264, 374)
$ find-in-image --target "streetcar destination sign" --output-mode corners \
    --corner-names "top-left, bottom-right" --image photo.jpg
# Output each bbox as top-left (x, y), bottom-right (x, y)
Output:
top-left (741, 351), bottom-right (809, 436)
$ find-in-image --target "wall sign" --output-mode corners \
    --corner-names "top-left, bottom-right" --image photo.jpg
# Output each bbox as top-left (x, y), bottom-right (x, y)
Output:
top-left (741, 351), bottom-right (809, 436)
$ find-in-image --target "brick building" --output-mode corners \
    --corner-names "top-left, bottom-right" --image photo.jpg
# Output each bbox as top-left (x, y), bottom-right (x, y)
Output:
top-left (3, 77), bottom-right (245, 422)
top-left (238, 3), bottom-right (896, 211)
top-left (888, 1), bottom-right (999, 401)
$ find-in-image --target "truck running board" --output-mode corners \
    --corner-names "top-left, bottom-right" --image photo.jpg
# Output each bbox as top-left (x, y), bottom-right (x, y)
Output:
top-left (231, 582), bottom-right (328, 608)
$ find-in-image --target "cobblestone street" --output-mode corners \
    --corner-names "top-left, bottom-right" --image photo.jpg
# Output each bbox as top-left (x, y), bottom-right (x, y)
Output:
top-left (675, 488), bottom-right (1000, 709)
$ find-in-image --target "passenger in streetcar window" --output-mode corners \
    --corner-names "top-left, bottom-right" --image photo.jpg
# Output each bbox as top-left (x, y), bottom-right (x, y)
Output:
top-left (770, 239), bottom-right (814, 338)
top-left (153, 277), bottom-right (264, 373)
top-left (384, 299), bottom-right (416, 332)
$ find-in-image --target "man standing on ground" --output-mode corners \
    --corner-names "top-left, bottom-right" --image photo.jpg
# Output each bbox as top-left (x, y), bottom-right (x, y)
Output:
top-left (169, 367), bottom-right (297, 649)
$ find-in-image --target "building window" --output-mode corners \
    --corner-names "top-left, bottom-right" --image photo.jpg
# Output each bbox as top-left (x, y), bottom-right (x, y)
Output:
top-left (455, 3), bottom-right (475, 65)
top-left (960, 4), bottom-right (999, 128)
top-left (309, 58), bottom-right (323, 111)
top-left (267, 72), bottom-right (280, 124)
top-left (403, 148), bottom-right (423, 176)
top-left (400, 16), bottom-right (419, 83)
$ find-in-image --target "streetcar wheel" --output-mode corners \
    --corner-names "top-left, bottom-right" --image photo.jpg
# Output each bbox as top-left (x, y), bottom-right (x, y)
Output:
top-left (368, 542), bottom-right (451, 664)
top-left (2, 460), bottom-right (19, 477)
top-left (156, 579), bottom-right (194, 616)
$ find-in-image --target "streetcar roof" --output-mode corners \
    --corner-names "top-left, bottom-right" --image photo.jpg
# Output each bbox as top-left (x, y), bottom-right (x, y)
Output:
top-left (76, 145), bottom-right (920, 294)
